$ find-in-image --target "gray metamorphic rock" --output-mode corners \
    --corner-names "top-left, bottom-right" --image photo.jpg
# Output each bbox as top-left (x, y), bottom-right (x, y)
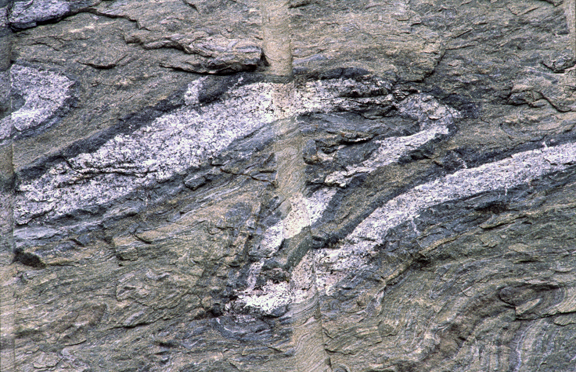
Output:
top-left (3, 0), bottom-right (576, 372)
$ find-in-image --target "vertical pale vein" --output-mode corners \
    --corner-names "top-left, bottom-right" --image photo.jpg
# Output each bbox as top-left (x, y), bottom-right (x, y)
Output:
top-left (0, 6), bottom-right (15, 370)
top-left (261, 1), bottom-right (330, 364)
top-left (565, 0), bottom-right (576, 57)
top-left (270, 83), bottom-right (331, 372)
top-left (260, 0), bottom-right (293, 78)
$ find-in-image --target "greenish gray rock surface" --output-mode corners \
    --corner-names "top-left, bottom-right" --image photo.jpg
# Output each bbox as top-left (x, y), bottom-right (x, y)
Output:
top-left (2, 0), bottom-right (576, 371)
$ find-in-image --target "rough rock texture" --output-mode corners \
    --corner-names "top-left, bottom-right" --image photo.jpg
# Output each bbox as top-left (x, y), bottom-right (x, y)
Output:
top-left (2, 0), bottom-right (576, 371)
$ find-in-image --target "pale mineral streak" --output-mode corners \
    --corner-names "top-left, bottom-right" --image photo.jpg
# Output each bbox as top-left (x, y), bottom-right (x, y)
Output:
top-left (316, 141), bottom-right (576, 295)
top-left (325, 94), bottom-right (459, 187)
top-left (14, 76), bottom-right (396, 224)
top-left (0, 64), bottom-right (73, 143)
top-left (241, 140), bottom-right (576, 313)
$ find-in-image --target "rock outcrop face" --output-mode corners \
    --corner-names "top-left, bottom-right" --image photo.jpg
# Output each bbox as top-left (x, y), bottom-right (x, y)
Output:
top-left (2, 0), bottom-right (576, 371)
